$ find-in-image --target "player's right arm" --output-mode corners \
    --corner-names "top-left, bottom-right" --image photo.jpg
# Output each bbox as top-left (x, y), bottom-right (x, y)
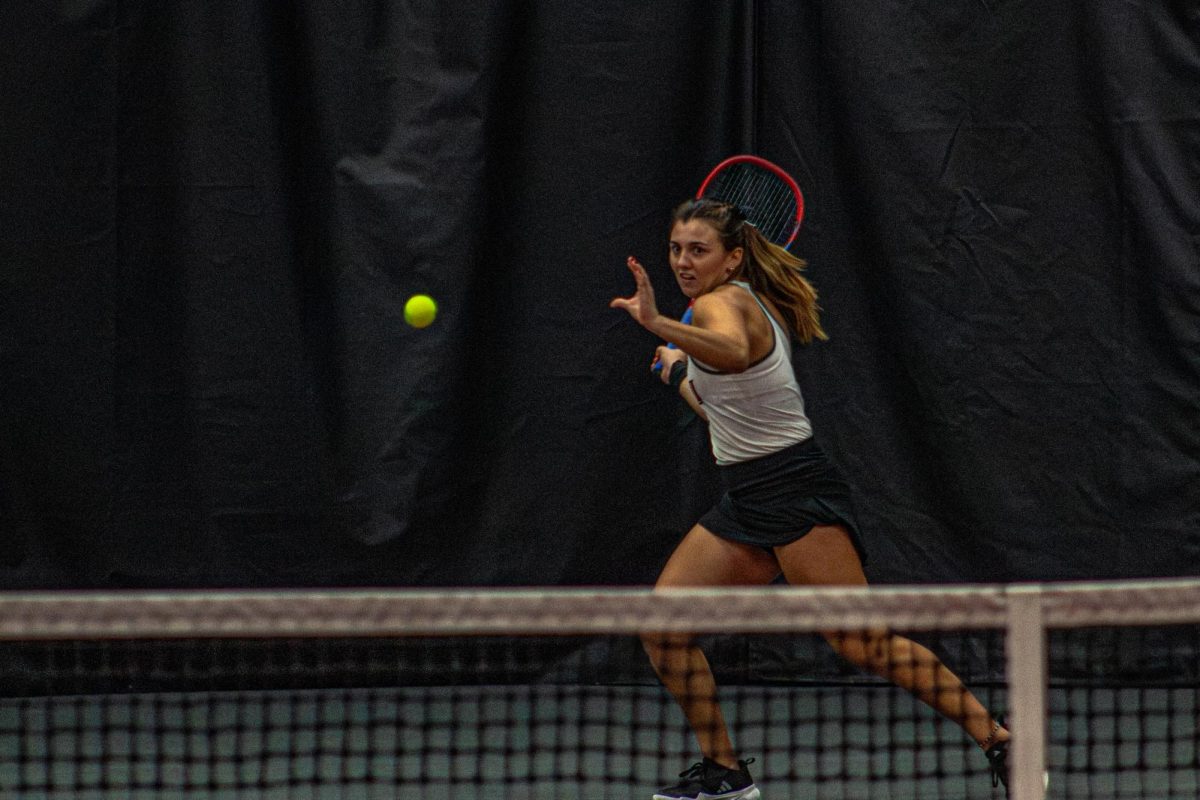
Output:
top-left (655, 346), bottom-right (708, 422)
top-left (677, 377), bottom-right (707, 421)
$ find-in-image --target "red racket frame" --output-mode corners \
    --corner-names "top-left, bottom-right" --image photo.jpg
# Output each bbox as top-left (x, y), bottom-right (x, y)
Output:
top-left (696, 154), bottom-right (805, 249)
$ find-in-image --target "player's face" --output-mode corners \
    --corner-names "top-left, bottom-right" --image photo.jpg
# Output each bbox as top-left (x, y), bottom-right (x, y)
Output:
top-left (668, 219), bottom-right (743, 299)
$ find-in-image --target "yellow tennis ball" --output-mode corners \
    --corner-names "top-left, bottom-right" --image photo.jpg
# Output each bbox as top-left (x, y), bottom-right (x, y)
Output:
top-left (404, 294), bottom-right (437, 328)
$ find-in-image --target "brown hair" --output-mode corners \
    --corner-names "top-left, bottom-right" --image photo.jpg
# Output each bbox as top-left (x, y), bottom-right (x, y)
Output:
top-left (671, 199), bottom-right (827, 343)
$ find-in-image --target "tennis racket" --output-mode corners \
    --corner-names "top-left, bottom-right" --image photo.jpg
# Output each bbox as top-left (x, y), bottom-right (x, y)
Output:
top-left (696, 154), bottom-right (805, 250)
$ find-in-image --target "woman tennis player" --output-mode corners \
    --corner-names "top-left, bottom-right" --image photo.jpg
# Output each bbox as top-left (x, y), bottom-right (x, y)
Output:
top-left (611, 198), bottom-right (1011, 800)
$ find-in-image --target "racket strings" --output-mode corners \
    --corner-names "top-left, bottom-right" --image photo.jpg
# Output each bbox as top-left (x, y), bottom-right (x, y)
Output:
top-left (706, 163), bottom-right (799, 246)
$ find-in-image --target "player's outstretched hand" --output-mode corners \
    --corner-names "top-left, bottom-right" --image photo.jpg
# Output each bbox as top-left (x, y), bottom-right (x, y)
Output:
top-left (610, 256), bottom-right (661, 330)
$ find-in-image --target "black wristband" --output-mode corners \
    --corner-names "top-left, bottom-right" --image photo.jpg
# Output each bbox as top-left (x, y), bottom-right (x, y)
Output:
top-left (667, 360), bottom-right (688, 389)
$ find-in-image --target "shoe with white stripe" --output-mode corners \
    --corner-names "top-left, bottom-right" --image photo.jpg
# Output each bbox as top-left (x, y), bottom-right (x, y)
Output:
top-left (653, 757), bottom-right (761, 800)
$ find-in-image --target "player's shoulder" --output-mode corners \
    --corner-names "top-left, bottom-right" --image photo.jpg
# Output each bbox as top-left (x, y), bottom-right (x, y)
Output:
top-left (696, 283), bottom-right (756, 315)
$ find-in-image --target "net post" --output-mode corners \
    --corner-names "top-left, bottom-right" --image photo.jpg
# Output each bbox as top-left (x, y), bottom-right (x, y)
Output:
top-left (1006, 586), bottom-right (1047, 800)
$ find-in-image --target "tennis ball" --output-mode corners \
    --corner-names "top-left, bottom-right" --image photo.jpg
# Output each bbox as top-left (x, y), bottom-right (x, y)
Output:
top-left (404, 294), bottom-right (437, 328)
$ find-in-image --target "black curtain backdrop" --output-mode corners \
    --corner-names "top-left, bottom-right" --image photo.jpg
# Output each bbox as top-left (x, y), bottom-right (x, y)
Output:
top-left (2, 1), bottom-right (1198, 591)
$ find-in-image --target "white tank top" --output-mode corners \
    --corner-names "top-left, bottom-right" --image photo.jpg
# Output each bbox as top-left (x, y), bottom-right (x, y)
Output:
top-left (686, 281), bottom-right (813, 465)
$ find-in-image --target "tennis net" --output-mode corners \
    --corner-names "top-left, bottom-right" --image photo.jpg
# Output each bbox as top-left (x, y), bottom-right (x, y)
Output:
top-left (0, 579), bottom-right (1198, 799)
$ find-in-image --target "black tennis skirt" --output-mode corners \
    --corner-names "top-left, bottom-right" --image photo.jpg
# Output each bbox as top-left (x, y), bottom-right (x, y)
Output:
top-left (698, 437), bottom-right (869, 564)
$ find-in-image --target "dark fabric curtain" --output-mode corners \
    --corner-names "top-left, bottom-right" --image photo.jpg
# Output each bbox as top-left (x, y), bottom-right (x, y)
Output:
top-left (2, 1), bottom-right (1197, 590)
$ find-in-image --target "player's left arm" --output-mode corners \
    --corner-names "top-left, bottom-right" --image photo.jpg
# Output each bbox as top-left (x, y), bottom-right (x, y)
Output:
top-left (612, 259), bottom-right (752, 372)
top-left (663, 290), bottom-right (753, 373)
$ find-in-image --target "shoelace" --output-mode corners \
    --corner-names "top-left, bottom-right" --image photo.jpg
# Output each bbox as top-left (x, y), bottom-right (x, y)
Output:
top-left (670, 757), bottom-right (755, 787)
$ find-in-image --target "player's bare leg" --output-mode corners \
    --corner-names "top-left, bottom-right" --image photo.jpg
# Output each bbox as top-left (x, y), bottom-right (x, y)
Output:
top-left (641, 524), bottom-right (778, 768)
top-left (774, 525), bottom-right (1011, 749)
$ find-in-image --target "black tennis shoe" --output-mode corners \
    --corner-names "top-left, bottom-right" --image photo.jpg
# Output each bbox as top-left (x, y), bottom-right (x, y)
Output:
top-left (985, 739), bottom-right (1009, 796)
top-left (652, 757), bottom-right (761, 800)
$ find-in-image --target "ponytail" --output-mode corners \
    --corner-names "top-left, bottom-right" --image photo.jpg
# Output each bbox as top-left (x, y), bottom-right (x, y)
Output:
top-left (739, 224), bottom-right (827, 344)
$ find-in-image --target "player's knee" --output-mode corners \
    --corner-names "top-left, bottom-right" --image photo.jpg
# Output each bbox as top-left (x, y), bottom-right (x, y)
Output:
top-left (824, 629), bottom-right (891, 673)
top-left (640, 631), bottom-right (690, 668)
top-left (823, 631), bottom-right (863, 667)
